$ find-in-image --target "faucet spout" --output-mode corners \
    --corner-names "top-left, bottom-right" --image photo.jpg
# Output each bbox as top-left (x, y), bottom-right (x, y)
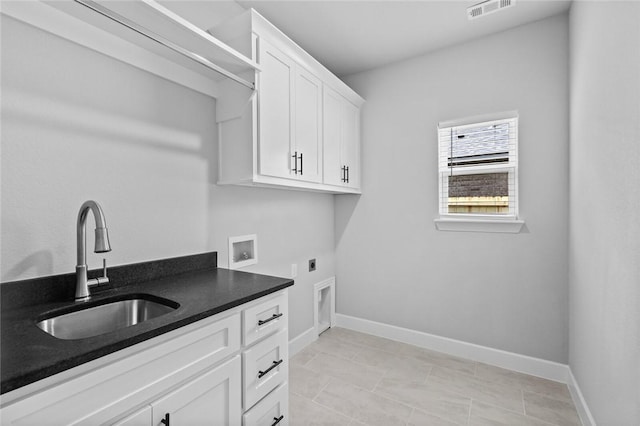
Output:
top-left (76, 200), bottom-right (112, 301)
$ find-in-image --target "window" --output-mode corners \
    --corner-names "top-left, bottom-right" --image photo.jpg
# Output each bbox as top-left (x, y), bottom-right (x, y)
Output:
top-left (436, 112), bottom-right (523, 233)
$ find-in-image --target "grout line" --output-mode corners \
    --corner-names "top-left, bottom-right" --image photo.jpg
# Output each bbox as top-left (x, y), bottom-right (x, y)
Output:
top-left (297, 350), bottom-right (318, 369)
top-left (424, 364), bottom-right (435, 384)
top-left (421, 365), bottom-right (433, 384)
top-left (309, 374), bottom-right (331, 401)
top-left (467, 399), bottom-right (473, 426)
top-left (407, 407), bottom-right (415, 425)
top-left (311, 398), bottom-right (356, 423)
top-left (311, 377), bottom-right (334, 403)
top-left (472, 399), bottom-right (559, 426)
top-left (372, 385), bottom-right (464, 424)
top-left (520, 385), bottom-right (575, 404)
top-left (308, 379), bottom-right (359, 422)
top-left (371, 374), bottom-right (383, 392)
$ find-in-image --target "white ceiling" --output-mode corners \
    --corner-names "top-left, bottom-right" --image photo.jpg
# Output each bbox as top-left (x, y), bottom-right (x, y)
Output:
top-left (162, 0), bottom-right (572, 77)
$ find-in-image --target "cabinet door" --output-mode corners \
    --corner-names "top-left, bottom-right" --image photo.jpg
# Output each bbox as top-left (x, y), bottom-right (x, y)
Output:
top-left (342, 99), bottom-right (360, 189)
top-left (322, 86), bottom-right (344, 187)
top-left (112, 406), bottom-right (152, 426)
top-left (257, 38), bottom-right (295, 180)
top-left (294, 67), bottom-right (322, 183)
top-left (151, 356), bottom-right (241, 426)
top-left (323, 87), bottom-right (360, 188)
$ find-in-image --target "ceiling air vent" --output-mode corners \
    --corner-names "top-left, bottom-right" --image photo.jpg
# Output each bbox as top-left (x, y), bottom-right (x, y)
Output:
top-left (467, 0), bottom-right (516, 20)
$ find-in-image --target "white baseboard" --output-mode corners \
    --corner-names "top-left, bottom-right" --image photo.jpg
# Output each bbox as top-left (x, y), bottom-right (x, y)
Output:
top-left (336, 313), bottom-right (569, 383)
top-left (290, 314), bottom-right (595, 425)
top-left (288, 326), bottom-right (318, 357)
top-left (568, 368), bottom-right (597, 426)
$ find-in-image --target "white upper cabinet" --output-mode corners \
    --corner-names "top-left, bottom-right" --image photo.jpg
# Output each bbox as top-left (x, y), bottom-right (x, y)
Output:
top-left (257, 38), bottom-right (295, 180)
top-left (257, 38), bottom-right (323, 184)
top-left (293, 66), bottom-right (323, 183)
top-left (323, 86), bottom-right (360, 189)
top-left (211, 9), bottom-right (364, 194)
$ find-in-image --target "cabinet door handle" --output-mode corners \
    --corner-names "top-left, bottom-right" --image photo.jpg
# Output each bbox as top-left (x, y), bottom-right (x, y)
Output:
top-left (258, 359), bottom-right (283, 378)
top-left (346, 166), bottom-right (350, 183)
top-left (299, 152), bottom-right (303, 175)
top-left (271, 415), bottom-right (284, 426)
top-left (341, 165), bottom-right (346, 182)
top-left (291, 151), bottom-right (298, 174)
top-left (160, 413), bottom-right (170, 426)
top-left (258, 312), bottom-right (283, 326)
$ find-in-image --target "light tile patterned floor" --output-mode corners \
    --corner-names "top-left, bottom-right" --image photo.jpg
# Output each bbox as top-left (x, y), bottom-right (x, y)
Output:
top-left (289, 327), bottom-right (581, 426)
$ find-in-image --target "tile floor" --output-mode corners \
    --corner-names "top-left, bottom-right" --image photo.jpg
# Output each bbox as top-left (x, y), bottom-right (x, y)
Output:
top-left (289, 327), bottom-right (581, 426)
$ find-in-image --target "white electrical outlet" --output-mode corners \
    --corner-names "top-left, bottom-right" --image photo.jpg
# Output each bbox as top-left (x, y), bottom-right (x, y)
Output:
top-left (291, 263), bottom-right (297, 278)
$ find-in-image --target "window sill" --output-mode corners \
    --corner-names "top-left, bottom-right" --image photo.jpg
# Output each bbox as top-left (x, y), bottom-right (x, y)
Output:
top-left (434, 217), bottom-right (525, 233)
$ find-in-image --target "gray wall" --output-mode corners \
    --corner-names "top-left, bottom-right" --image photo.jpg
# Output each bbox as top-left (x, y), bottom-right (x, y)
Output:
top-left (0, 16), bottom-right (335, 339)
top-left (569, 2), bottom-right (640, 424)
top-left (338, 14), bottom-right (570, 363)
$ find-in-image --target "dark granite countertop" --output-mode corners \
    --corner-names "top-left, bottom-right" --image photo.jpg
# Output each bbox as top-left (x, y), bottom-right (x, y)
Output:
top-left (0, 252), bottom-right (293, 395)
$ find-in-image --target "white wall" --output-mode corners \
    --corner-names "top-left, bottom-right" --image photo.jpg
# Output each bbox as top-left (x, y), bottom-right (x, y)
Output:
top-left (338, 14), bottom-right (570, 363)
top-left (0, 15), bottom-right (334, 339)
top-left (569, 2), bottom-right (640, 424)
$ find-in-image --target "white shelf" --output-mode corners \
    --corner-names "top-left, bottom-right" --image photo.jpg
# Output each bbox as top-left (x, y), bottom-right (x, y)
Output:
top-left (44, 0), bottom-right (259, 88)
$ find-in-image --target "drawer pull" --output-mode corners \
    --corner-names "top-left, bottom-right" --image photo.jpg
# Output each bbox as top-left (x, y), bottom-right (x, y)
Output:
top-left (271, 415), bottom-right (284, 426)
top-left (299, 152), bottom-right (303, 175)
top-left (160, 413), bottom-right (170, 426)
top-left (258, 359), bottom-right (283, 379)
top-left (258, 313), bottom-right (283, 326)
top-left (291, 151), bottom-right (298, 174)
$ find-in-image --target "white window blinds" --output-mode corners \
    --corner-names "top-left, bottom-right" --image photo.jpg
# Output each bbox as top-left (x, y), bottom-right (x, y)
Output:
top-left (438, 113), bottom-right (519, 217)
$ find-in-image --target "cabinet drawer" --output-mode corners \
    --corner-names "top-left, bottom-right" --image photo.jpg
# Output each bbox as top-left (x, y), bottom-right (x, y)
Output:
top-left (1, 313), bottom-right (241, 425)
top-left (243, 328), bottom-right (288, 410)
top-left (243, 383), bottom-right (289, 426)
top-left (243, 291), bottom-right (287, 346)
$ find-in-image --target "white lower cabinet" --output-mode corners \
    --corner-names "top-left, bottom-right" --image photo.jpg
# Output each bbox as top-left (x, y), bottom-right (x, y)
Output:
top-left (243, 383), bottom-right (289, 426)
top-left (112, 406), bottom-right (152, 426)
top-left (0, 290), bottom-right (289, 426)
top-left (243, 291), bottom-right (288, 346)
top-left (243, 329), bottom-right (289, 410)
top-left (150, 356), bottom-right (242, 426)
top-left (115, 357), bottom-right (242, 426)
top-left (113, 357), bottom-right (242, 426)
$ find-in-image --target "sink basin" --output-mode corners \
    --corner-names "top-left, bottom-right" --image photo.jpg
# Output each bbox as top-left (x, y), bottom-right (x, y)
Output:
top-left (36, 295), bottom-right (179, 340)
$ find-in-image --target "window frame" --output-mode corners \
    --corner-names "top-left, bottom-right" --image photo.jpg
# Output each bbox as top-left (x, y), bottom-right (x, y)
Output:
top-left (434, 111), bottom-right (524, 233)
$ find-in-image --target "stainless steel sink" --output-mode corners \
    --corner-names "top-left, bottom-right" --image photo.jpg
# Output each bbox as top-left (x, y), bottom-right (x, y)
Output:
top-left (36, 296), bottom-right (179, 340)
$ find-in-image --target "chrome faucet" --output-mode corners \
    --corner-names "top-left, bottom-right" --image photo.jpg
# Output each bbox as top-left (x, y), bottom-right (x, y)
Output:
top-left (76, 200), bottom-right (111, 301)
